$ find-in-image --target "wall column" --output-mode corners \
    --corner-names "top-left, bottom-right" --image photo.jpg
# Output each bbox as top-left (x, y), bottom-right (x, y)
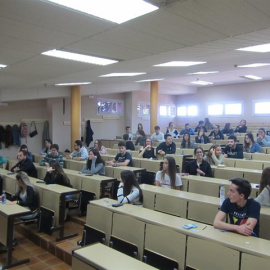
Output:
top-left (70, 86), bottom-right (81, 150)
top-left (150, 81), bottom-right (159, 133)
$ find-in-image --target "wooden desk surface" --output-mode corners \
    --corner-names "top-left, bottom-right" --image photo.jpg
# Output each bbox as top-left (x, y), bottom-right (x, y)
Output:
top-left (212, 166), bottom-right (262, 174)
top-left (0, 201), bottom-right (31, 217)
top-left (73, 243), bottom-right (158, 270)
top-left (90, 199), bottom-right (208, 236)
top-left (140, 184), bottom-right (220, 206)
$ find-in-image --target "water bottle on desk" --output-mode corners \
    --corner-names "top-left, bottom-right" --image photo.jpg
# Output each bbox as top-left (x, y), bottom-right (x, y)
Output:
top-left (219, 185), bottom-right (225, 205)
top-left (2, 190), bottom-right (6, 205)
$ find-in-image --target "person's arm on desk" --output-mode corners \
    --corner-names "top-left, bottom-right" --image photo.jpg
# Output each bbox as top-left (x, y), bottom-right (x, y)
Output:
top-left (214, 211), bottom-right (256, 236)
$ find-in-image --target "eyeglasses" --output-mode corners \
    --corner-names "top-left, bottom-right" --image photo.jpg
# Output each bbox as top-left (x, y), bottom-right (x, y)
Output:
top-left (196, 151), bottom-right (203, 154)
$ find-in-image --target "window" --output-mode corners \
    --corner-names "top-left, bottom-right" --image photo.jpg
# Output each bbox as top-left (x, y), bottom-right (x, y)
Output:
top-left (208, 104), bottom-right (223, 116)
top-left (137, 102), bottom-right (150, 117)
top-left (159, 105), bottom-right (176, 117)
top-left (97, 98), bottom-right (124, 115)
top-left (207, 102), bottom-right (243, 117)
top-left (254, 101), bottom-right (270, 115)
top-left (225, 103), bottom-right (242, 115)
top-left (177, 105), bottom-right (198, 117)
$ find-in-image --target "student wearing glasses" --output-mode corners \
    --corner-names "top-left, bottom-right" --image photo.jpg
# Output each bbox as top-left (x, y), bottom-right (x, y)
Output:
top-left (185, 147), bottom-right (212, 177)
top-left (138, 138), bottom-right (156, 159)
top-left (94, 139), bottom-right (107, 155)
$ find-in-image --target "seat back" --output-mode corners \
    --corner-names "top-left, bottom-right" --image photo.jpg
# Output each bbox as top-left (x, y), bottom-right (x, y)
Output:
top-left (109, 236), bottom-right (138, 259)
top-left (81, 225), bottom-right (106, 246)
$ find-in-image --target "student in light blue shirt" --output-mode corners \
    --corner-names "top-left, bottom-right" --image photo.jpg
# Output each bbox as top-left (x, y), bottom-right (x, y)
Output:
top-left (68, 140), bottom-right (88, 161)
top-left (244, 133), bottom-right (262, 153)
top-left (257, 128), bottom-right (270, 147)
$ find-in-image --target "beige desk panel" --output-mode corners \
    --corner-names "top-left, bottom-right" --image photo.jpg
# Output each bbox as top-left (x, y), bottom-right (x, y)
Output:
top-left (41, 189), bottom-right (60, 226)
top-left (132, 158), bottom-right (141, 168)
top-left (73, 243), bottom-right (157, 270)
top-left (86, 204), bottom-right (113, 245)
top-left (186, 236), bottom-right (239, 270)
top-left (188, 201), bottom-right (219, 225)
top-left (260, 209), bottom-right (270, 241)
top-left (67, 173), bottom-right (82, 190)
top-left (155, 193), bottom-right (187, 218)
top-left (145, 223), bottom-right (186, 270)
top-left (7, 159), bottom-right (17, 170)
top-left (235, 159), bottom-right (263, 170)
top-left (105, 166), bottom-right (114, 178)
top-left (32, 154), bottom-right (43, 163)
top-left (140, 159), bottom-right (161, 173)
top-left (214, 168), bottom-right (243, 179)
top-left (181, 178), bottom-right (188, 192)
top-left (112, 213), bottom-right (145, 260)
top-left (188, 180), bottom-right (219, 197)
top-left (0, 214), bottom-right (8, 246)
top-left (2, 175), bottom-right (17, 195)
top-left (36, 166), bottom-right (47, 180)
top-left (142, 189), bottom-right (156, 210)
top-left (72, 257), bottom-right (96, 270)
top-left (223, 159), bottom-right (236, 167)
top-left (241, 253), bottom-right (270, 270)
top-left (106, 149), bottom-right (119, 156)
top-left (243, 172), bottom-right (261, 184)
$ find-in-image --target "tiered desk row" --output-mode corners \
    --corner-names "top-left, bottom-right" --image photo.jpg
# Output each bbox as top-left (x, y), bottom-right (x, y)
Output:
top-left (82, 198), bottom-right (270, 270)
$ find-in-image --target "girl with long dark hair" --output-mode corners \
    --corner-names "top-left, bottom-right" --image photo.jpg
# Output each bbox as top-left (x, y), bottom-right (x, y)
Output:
top-left (117, 170), bottom-right (143, 205)
top-left (81, 148), bottom-right (105, 175)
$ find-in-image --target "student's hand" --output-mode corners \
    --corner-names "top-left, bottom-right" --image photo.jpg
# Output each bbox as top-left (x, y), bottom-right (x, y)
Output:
top-left (106, 161), bottom-right (114, 166)
top-left (180, 173), bottom-right (189, 176)
top-left (158, 150), bottom-right (165, 155)
top-left (145, 145), bottom-right (151, 150)
top-left (47, 167), bottom-right (55, 173)
top-left (199, 131), bottom-right (203, 136)
top-left (236, 223), bottom-right (253, 236)
top-left (66, 155), bottom-right (71, 159)
top-left (224, 154), bottom-right (228, 158)
top-left (258, 134), bottom-right (264, 140)
top-left (13, 167), bottom-right (19, 172)
top-left (197, 169), bottom-right (205, 176)
top-left (45, 162), bottom-right (49, 167)
top-left (210, 148), bottom-right (215, 155)
top-left (7, 201), bottom-right (18, 205)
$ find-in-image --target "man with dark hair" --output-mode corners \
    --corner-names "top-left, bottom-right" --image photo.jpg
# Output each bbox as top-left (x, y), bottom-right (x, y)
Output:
top-left (123, 134), bottom-right (135, 150)
top-left (40, 139), bottom-right (52, 155)
top-left (214, 178), bottom-right (260, 237)
top-left (123, 126), bottom-right (133, 140)
top-left (68, 140), bottom-right (88, 161)
top-left (11, 150), bottom-right (37, 178)
top-left (257, 127), bottom-right (270, 147)
top-left (39, 144), bottom-right (64, 168)
top-left (180, 123), bottom-right (194, 135)
top-left (150, 126), bottom-right (164, 142)
top-left (156, 134), bottom-right (176, 156)
top-left (224, 135), bottom-right (243, 159)
top-left (106, 141), bottom-right (133, 167)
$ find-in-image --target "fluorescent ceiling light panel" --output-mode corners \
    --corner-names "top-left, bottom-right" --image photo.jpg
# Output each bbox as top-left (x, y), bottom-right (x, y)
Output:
top-left (191, 80), bottom-right (213, 86)
top-left (237, 43), bottom-right (270, 53)
top-left (55, 82), bottom-right (92, 86)
top-left (0, 64), bottom-right (7, 69)
top-left (43, 0), bottom-right (158, 24)
top-left (100, 73), bottom-right (146, 77)
top-left (154, 61), bottom-right (206, 67)
top-left (237, 63), bottom-right (270, 68)
top-left (242, 75), bottom-right (262, 80)
top-left (42, 49), bottom-right (118, 66)
top-left (187, 71), bottom-right (218, 75)
top-left (135, 78), bottom-right (164, 82)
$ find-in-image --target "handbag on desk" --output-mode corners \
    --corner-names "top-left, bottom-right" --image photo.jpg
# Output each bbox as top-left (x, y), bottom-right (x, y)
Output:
top-left (29, 121), bottom-right (38, 138)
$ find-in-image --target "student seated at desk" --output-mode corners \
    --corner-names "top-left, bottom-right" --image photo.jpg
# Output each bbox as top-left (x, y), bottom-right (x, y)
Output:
top-left (20, 144), bottom-right (33, 162)
top-left (123, 134), bottom-right (135, 151)
top-left (204, 145), bottom-right (224, 166)
top-left (138, 138), bottom-right (156, 159)
top-left (257, 127), bottom-right (270, 147)
top-left (255, 167), bottom-right (270, 206)
top-left (94, 139), bottom-right (108, 155)
top-left (4, 172), bottom-right (39, 220)
top-left (185, 147), bottom-right (212, 177)
top-left (195, 128), bottom-right (210, 144)
top-left (180, 132), bottom-right (194, 149)
top-left (234, 119), bottom-right (247, 133)
top-left (11, 150), bottom-right (37, 178)
top-left (155, 156), bottom-right (182, 190)
top-left (81, 149), bottom-right (105, 175)
top-left (208, 125), bottom-right (224, 141)
top-left (244, 133), bottom-right (262, 153)
top-left (223, 135), bottom-right (243, 159)
top-left (214, 178), bottom-right (260, 237)
top-left (117, 170), bottom-right (143, 205)
top-left (0, 155), bottom-right (7, 169)
top-left (156, 134), bottom-right (176, 156)
top-left (44, 160), bottom-right (72, 187)
top-left (67, 140), bottom-right (88, 161)
top-left (39, 144), bottom-right (64, 168)
top-left (40, 139), bottom-right (52, 155)
top-left (106, 141), bottom-right (133, 167)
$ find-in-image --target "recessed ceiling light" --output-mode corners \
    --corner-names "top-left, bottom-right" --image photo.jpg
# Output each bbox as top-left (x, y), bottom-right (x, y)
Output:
top-left (42, 49), bottom-right (118, 66)
top-left (241, 75), bottom-right (262, 80)
top-left (237, 43), bottom-right (270, 53)
top-left (55, 82), bottom-right (92, 86)
top-left (135, 78), bottom-right (164, 82)
top-left (237, 63), bottom-right (270, 68)
top-left (154, 61), bottom-right (206, 67)
top-left (191, 80), bottom-right (213, 86)
top-left (100, 73), bottom-right (146, 77)
top-left (43, 0), bottom-right (158, 24)
top-left (187, 71), bottom-right (218, 75)
top-left (0, 64), bottom-right (7, 69)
